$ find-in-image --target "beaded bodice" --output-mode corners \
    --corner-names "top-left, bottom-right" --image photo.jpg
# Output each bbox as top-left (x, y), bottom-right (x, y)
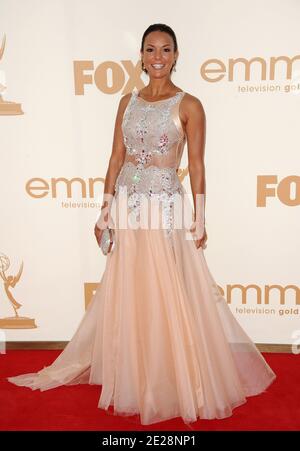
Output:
top-left (121, 89), bottom-right (186, 169)
top-left (114, 88), bottom-right (187, 234)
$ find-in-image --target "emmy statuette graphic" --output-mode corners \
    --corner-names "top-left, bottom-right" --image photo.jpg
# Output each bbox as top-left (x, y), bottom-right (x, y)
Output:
top-left (0, 34), bottom-right (24, 115)
top-left (0, 253), bottom-right (37, 328)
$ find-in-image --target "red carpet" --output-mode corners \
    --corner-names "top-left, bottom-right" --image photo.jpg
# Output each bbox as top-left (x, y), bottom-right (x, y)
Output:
top-left (0, 351), bottom-right (298, 431)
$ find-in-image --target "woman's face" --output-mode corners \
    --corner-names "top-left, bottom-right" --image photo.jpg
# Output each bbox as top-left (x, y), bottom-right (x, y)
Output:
top-left (141, 31), bottom-right (178, 78)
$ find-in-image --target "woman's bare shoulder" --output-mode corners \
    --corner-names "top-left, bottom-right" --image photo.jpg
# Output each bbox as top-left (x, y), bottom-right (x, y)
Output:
top-left (180, 92), bottom-right (206, 123)
top-left (113, 92), bottom-right (133, 120)
top-left (182, 92), bottom-right (205, 110)
top-left (119, 92), bottom-right (133, 108)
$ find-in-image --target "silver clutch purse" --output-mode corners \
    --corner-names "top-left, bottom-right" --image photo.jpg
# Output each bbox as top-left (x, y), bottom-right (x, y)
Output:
top-left (100, 227), bottom-right (115, 256)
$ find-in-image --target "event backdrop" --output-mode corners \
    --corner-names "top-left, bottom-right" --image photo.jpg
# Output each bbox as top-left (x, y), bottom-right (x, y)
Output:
top-left (0, 0), bottom-right (299, 346)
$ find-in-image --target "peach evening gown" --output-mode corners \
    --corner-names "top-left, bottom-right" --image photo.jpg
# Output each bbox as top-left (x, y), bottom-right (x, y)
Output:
top-left (7, 88), bottom-right (276, 425)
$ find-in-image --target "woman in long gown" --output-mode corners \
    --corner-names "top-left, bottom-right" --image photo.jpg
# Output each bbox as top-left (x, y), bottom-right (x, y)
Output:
top-left (7, 23), bottom-right (276, 426)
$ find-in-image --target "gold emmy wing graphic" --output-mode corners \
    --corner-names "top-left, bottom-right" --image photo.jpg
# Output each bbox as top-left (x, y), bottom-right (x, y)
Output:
top-left (0, 34), bottom-right (23, 115)
top-left (0, 253), bottom-right (37, 329)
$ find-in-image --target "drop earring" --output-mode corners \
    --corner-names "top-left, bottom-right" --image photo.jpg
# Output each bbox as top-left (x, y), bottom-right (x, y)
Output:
top-left (141, 60), bottom-right (147, 74)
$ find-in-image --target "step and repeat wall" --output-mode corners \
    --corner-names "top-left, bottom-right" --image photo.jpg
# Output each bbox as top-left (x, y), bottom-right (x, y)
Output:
top-left (0, 0), bottom-right (299, 347)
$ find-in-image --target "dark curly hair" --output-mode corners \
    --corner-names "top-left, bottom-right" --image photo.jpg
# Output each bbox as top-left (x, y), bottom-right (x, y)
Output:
top-left (140, 23), bottom-right (178, 74)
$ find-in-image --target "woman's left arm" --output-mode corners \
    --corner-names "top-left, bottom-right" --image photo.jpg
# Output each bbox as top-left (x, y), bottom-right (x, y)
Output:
top-left (184, 95), bottom-right (207, 247)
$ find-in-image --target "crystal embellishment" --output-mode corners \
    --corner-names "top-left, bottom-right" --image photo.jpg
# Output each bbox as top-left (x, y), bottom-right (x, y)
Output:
top-left (116, 89), bottom-right (186, 237)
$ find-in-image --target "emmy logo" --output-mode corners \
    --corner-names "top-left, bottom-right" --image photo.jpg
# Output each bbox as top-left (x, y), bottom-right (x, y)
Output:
top-left (0, 253), bottom-right (37, 329)
top-left (0, 34), bottom-right (24, 116)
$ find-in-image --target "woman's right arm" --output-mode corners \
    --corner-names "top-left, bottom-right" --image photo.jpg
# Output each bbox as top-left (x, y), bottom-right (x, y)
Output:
top-left (94, 93), bottom-right (131, 241)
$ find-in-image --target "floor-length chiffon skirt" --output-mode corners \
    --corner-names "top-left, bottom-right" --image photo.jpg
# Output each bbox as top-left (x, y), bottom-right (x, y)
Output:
top-left (7, 224), bottom-right (276, 425)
